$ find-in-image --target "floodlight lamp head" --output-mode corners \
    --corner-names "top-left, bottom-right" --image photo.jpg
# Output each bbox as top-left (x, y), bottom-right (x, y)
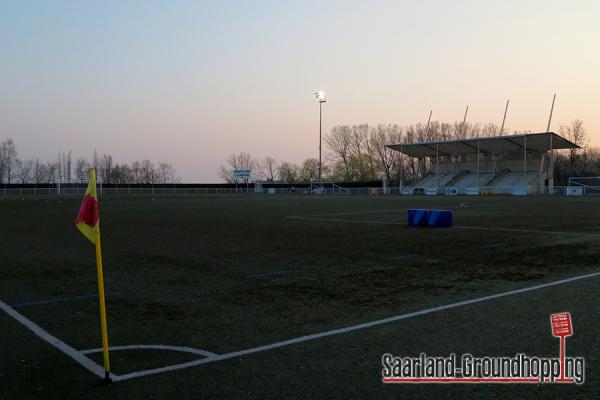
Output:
top-left (315, 90), bottom-right (326, 103)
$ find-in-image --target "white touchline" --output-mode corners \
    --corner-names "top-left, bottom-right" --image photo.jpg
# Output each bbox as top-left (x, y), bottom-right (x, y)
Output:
top-left (113, 270), bottom-right (600, 382)
top-left (0, 299), bottom-right (109, 379)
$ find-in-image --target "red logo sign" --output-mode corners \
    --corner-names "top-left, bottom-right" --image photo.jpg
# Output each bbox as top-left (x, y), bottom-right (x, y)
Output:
top-left (550, 312), bottom-right (573, 337)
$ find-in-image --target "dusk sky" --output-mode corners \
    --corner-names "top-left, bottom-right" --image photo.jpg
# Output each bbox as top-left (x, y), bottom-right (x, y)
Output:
top-left (2, 0), bottom-right (599, 181)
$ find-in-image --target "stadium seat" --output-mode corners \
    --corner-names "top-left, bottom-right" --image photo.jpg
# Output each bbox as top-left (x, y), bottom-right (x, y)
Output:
top-left (408, 209), bottom-right (452, 228)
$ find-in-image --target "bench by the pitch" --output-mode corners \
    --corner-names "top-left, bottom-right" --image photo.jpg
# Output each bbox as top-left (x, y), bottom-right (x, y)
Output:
top-left (408, 209), bottom-right (453, 227)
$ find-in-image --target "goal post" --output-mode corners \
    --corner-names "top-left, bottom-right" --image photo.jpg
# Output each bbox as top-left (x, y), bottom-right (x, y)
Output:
top-left (568, 176), bottom-right (600, 195)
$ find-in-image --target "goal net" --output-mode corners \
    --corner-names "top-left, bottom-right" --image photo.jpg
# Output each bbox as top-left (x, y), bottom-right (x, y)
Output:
top-left (310, 182), bottom-right (350, 195)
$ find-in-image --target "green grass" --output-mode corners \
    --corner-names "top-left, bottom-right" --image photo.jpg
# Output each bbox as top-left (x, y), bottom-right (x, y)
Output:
top-left (1, 194), bottom-right (599, 399)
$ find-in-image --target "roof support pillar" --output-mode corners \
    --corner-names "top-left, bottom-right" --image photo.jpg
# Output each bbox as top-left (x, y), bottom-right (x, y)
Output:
top-left (524, 135), bottom-right (527, 176)
top-left (477, 140), bottom-right (480, 188)
top-left (399, 143), bottom-right (403, 193)
top-left (550, 133), bottom-right (554, 193)
top-left (436, 143), bottom-right (439, 191)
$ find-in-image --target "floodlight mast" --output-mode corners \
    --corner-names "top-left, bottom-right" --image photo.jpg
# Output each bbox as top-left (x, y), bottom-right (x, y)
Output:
top-left (315, 91), bottom-right (327, 182)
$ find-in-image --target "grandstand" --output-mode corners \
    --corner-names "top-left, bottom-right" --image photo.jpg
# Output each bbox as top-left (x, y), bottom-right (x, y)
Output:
top-left (388, 132), bottom-right (579, 195)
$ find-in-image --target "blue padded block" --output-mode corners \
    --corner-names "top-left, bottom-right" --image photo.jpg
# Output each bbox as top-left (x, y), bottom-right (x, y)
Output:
top-left (428, 210), bottom-right (440, 226)
top-left (408, 209), bottom-right (452, 227)
top-left (408, 209), bottom-right (430, 226)
top-left (429, 210), bottom-right (452, 227)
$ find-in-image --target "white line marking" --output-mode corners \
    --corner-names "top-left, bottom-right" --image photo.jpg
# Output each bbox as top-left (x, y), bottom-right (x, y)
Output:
top-left (286, 215), bottom-right (403, 225)
top-left (81, 344), bottom-right (218, 358)
top-left (114, 270), bottom-right (600, 382)
top-left (249, 268), bottom-right (300, 278)
top-left (479, 243), bottom-right (505, 249)
top-left (11, 291), bottom-right (121, 308)
top-left (115, 356), bottom-right (219, 381)
top-left (0, 299), bottom-right (108, 379)
top-left (287, 215), bottom-right (600, 237)
top-left (287, 209), bottom-right (405, 218)
top-left (384, 254), bottom-right (418, 260)
top-left (455, 225), bottom-right (600, 237)
top-left (285, 203), bottom-right (504, 219)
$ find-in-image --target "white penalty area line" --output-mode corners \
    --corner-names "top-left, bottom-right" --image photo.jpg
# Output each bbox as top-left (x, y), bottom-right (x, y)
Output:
top-left (286, 215), bottom-right (600, 237)
top-left (112, 270), bottom-right (600, 382)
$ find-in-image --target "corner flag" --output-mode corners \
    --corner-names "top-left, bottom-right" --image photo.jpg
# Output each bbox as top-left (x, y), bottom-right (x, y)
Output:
top-left (76, 168), bottom-right (112, 383)
top-left (76, 168), bottom-right (100, 243)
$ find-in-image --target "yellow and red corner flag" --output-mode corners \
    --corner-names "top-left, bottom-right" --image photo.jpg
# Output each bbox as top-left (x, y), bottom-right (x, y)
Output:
top-left (76, 168), bottom-right (112, 383)
top-left (76, 168), bottom-right (100, 243)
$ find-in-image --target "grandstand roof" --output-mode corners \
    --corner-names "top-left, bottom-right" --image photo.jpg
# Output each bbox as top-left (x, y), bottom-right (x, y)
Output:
top-left (387, 132), bottom-right (579, 158)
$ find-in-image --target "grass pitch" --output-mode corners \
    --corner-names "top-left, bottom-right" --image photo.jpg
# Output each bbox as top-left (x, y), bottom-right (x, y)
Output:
top-left (1, 194), bottom-right (599, 399)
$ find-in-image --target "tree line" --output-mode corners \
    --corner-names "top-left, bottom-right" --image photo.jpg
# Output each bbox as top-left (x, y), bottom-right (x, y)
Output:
top-left (0, 142), bottom-right (179, 184)
top-left (220, 119), bottom-right (596, 185)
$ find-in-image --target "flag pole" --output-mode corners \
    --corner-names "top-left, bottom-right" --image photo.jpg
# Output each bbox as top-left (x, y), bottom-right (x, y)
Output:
top-left (95, 232), bottom-right (111, 383)
top-left (93, 168), bottom-right (111, 383)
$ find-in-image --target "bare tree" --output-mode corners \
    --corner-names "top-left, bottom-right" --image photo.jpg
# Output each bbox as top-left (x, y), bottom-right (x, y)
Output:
top-left (32, 159), bottom-right (44, 184)
top-left (98, 154), bottom-right (113, 183)
top-left (585, 147), bottom-right (600, 176)
top-left (277, 162), bottom-right (300, 183)
top-left (402, 125), bottom-right (420, 180)
top-left (299, 158), bottom-right (319, 182)
top-left (139, 159), bottom-right (157, 183)
top-left (349, 124), bottom-right (374, 180)
top-left (58, 152), bottom-right (66, 182)
top-left (0, 139), bottom-right (182, 185)
top-left (562, 119), bottom-right (587, 147)
top-left (64, 151), bottom-right (72, 182)
top-left (131, 161), bottom-right (141, 183)
top-left (218, 152), bottom-right (256, 183)
top-left (157, 162), bottom-right (178, 183)
top-left (0, 141), bottom-right (6, 183)
top-left (43, 161), bottom-right (57, 183)
top-left (370, 124), bottom-right (401, 182)
top-left (0, 139), bottom-right (17, 183)
top-left (325, 126), bottom-right (353, 180)
top-left (560, 119), bottom-right (587, 176)
top-left (75, 158), bottom-right (89, 183)
top-left (0, 143), bottom-right (4, 183)
top-left (111, 164), bottom-right (134, 183)
top-left (257, 156), bottom-right (278, 182)
top-left (14, 159), bottom-right (33, 183)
